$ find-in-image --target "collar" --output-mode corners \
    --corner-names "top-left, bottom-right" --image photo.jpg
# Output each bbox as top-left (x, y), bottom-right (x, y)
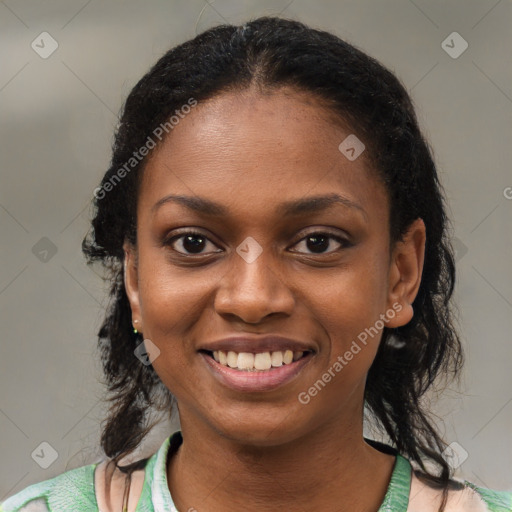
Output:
top-left (141, 430), bottom-right (412, 511)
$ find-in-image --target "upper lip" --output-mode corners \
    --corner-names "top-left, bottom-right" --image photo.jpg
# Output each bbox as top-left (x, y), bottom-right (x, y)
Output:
top-left (199, 335), bottom-right (316, 354)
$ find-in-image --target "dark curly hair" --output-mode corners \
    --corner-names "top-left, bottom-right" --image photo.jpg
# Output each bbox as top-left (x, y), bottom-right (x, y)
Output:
top-left (82, 16), bottom-right (464, 511)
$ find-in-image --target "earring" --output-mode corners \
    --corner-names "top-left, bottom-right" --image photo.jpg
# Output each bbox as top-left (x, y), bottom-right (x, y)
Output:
top-left (386, 334), bottom-right (406, 349)
top-left (133, 319), bottom-right (140, 334)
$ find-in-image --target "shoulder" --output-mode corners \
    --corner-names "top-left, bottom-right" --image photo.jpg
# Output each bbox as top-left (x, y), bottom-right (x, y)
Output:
top-left (1, 433), bottom-right (179, 512)
top-left (0, 459), bottom-right (151, 512)
top-left (408, 469), bottom-right (512, 512)
top-left (464, 481), bottom-right (512, 512)
top-left (0, 463), bottom-right (98, 512)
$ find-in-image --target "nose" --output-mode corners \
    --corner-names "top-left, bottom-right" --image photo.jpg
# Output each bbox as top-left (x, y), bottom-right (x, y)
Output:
top-left (213, 241), bottom-right (295, 324)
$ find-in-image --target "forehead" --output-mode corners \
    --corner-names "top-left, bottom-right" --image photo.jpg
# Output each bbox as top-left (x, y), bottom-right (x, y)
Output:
top-left (138, 87), bottom-right (387, 223)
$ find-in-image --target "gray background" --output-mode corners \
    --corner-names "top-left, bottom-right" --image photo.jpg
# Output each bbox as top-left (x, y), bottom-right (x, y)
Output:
top-left (1, 0), bottom-right (511, 500)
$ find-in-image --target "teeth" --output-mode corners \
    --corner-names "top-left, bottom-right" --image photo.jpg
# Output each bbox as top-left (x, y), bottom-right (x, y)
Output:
top-left (271, 351), bottom-right (283, 367)
top-left (283, 349), bottom-right (293, 364)
top-left (237, 352), bottom-right (254, 370)
top-left (254, 352), bottom-right (272, 370)
top-left (227, 351), bottom-right (238, 368)
top-left (210, 349), bottom-right (306, 371)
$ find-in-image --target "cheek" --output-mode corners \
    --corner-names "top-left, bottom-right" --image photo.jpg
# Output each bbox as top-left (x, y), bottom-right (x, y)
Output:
top-left (307, 255), bottom-right (389, 373)
top-left (136, 258), bottom-right (211, 396)
top-left (301, 276), bottom-right (384, 412)
top-left (137, 249), bottom-right (214, 330)
top-left (313, 266), bottom-right (386, 337)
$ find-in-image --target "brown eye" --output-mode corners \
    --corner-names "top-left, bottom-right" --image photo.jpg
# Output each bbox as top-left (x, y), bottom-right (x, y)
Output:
top-left (165, 231), bottom-right (221, 255)
top-left (291, 232), bottom-right (351, 255)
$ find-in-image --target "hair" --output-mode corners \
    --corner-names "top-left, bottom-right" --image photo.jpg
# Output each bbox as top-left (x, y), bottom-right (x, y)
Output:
top-left (82, 16), bottom-right (464, 510)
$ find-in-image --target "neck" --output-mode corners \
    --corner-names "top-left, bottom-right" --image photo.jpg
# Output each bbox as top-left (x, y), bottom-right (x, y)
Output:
top-left (167, 408), bottom-right (396, 511)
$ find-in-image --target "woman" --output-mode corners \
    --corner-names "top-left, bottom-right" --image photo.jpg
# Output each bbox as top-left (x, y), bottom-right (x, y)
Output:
top-left (2, 16), bottom-right (511, 512)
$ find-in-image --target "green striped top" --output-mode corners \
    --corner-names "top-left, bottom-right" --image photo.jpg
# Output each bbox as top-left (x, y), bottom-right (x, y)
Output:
top-left (2, 431), bottom-right (511, 511)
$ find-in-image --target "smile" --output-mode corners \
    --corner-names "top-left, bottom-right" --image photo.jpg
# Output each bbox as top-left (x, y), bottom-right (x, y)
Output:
top-left (200, 350), bottom-right (314, 392)
top-left (205, 349), bottom-right (309, 371)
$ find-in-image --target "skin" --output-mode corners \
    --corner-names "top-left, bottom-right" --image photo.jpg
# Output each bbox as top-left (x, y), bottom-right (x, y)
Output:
top-left (123, 86), bottom-right (426, 511)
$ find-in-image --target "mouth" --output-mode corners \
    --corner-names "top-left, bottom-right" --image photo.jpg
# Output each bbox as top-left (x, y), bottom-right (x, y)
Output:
top-left (199, 349), bottom-right (315, 392)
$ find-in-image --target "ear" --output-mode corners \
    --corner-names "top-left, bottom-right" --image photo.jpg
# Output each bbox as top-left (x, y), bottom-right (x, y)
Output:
top-left (123, 239), bottom-right (142, 330)
top-left (385, 218), bottom-right (426, 328)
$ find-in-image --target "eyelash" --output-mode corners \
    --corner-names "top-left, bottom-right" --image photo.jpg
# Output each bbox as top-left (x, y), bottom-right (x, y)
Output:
top-left (163, 229), bottom-right (351, 257)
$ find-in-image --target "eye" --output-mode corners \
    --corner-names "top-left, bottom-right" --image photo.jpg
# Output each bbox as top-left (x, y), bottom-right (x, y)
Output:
top-left (291, 231), bottom-right (351, 255)
top-left (164, 229), bottom-right (351, 257)
top-left (164, 230), bottom-right (222, 256)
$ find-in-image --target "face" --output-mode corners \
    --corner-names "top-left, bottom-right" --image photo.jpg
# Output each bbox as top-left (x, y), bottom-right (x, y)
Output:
top-left (124, 87), bottom-right (425, 446)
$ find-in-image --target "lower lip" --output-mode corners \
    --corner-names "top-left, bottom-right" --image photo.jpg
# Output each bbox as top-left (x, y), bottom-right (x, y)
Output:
top-left (200, 352), bottom-right (314, 392)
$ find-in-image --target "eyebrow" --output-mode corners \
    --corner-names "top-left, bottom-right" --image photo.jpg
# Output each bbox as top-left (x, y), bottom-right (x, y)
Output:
top-left (151, 193), bottom-right (368, 222)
